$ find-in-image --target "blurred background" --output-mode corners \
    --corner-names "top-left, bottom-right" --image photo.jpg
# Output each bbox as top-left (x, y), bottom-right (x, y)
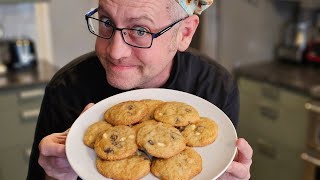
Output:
top-left (0, 0), bottom-right (320, 179)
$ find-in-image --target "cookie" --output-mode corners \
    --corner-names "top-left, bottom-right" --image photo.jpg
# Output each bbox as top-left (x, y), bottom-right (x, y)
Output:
top-left (151, 147), bottom-right (202, 180)
top-left (137, 122), bottom-right (186, 158)
top-left (96, 151), bottom-right (151, 180)
top-left (181, 117), bottom-right (218, 147)
top-left (132, 119), bottom-right (158, 134)
top-left (154, 102), bottom-right (200, 126)
top-left (94, 125), bottom-right (137, 160)
top-left (104, 101), bottom-right (148, 125)
top-left (139, 99), bottom-right (163, 122)
top-left (83, 120), bottom-right (112, 148)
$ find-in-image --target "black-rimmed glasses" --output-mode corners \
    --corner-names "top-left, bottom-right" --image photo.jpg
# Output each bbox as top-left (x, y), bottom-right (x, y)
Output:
top-left (85, 8), bottom-right (186, 48)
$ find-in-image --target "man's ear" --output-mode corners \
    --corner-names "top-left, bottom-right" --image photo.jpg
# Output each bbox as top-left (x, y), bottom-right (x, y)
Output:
top-left (176, 15), bottom-right (199, 51)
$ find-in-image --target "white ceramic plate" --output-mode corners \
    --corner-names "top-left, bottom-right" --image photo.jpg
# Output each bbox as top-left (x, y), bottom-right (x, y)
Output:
top-left (66, 88), bottom-right (237, 180)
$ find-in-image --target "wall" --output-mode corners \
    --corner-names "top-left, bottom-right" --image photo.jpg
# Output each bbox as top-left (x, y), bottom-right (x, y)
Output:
top-left (48, 0), bottom-right (97, 67)
top-left (0, 3), bottom-right (37, 40)
top-left (218, 0), bottom-right (294, 71)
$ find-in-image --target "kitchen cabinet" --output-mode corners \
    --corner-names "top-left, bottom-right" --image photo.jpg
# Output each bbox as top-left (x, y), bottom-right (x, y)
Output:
top-left (237, 77), bottom-right (309, 180)
top-left (0, 84), bottom-right (45, 180)
top-left (0, 61), bottom-right (57, 180)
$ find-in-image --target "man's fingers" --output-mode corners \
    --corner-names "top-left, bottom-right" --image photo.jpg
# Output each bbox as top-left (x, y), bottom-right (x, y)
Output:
top-left (81, 103), bottom-right (95, 114)
top-left (39, 141), bottom-right (66, 158)
top-left (226, 161), bottom-right (250, 179)
top-left (236, 138), bottom-right (253, 164)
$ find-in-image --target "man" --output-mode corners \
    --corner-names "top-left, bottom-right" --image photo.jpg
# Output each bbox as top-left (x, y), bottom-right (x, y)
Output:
top-left (27, 0), bottom-right (253, 179)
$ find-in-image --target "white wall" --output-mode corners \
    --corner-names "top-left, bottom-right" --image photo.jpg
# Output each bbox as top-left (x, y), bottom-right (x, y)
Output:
top-left (48, 0), bottom-right (97, 67)
top-left (218, 0), bottom-right (292, 71)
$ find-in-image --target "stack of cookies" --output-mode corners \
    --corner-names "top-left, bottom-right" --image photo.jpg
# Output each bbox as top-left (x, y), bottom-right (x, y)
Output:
top-left (83, 99), bottom-right (218, 180)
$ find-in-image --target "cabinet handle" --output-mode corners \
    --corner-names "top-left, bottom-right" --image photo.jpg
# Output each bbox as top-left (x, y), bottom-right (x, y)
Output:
top-left (20, 108), bottom-right (40, 122)
top-left (257, 138), bottom-right (277, 159)
top-left (18, 88), bottom-right (44, 100)
top-left (305, 103), bottom-right (320, 114)
top-left (259, 105), bottom-right (279, 121)
top-left (23, 147), bottom-right (32, 163)
top-left (301, 153), bottom-right (320, 167)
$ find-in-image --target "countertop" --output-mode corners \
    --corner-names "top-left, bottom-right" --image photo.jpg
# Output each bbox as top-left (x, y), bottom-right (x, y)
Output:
top-left (0, 61), bottom-right (58, 91)
top-left (234, 61), bottom-right (320, 99)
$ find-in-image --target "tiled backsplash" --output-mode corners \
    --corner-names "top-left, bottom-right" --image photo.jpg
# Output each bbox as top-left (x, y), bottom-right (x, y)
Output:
top-left (0, 3), bottom-right (37, 42)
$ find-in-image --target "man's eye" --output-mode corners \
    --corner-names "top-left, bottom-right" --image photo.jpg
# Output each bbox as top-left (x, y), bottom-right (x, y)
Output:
top-left (134, 27), bottom-right (148, 37)
top-left (100, 17), bottom-right (113, 26)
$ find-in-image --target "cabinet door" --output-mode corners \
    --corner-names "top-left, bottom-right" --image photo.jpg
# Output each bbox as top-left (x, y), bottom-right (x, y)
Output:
top-left (0, 145), bottom-right (31, 180)
top-left (250, 135), bottom-right (305, 180)
top-left (0, 85), bottom-right (44, 148)
top-left (238, 78), bottom-right (308, 149)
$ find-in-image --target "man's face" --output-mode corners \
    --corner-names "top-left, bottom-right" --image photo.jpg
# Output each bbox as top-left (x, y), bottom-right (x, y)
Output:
top-left (96, 0), bottom-right (179, 90)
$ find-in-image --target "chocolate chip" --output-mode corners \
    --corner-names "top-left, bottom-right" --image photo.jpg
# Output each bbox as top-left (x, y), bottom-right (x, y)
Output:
top-left (128, 105), bottom-right (134, 110)
top-left (177, 126), bottom-right (185, 132)
top-left (110, 134), bottom-right (118, 142)
top-left (104, 148), bottom-right (113, 153)
top-left (148, 140), bottom-right (154, 145)
top-left (175, 117), bottom-right (181, 123)
top-left (185, 108), bottom-right (192, 113)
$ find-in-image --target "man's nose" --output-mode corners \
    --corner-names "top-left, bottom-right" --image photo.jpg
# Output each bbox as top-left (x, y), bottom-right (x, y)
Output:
top-left (107, 30), bottom-right (132, 60)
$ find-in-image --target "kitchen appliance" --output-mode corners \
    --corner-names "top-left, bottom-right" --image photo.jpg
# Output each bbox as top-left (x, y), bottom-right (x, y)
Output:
top-left (0, 38), bottom-right (37, 71)
top-left (305, 10), bottom-right (320, 64)
top-left (276, 8), bottom-right (316, 63)
top-left (301, 86), bottom-right (320, 180)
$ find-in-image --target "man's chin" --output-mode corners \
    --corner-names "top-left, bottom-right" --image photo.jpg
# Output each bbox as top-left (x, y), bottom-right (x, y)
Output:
top-left (106, 77), bottom-right (138, 90)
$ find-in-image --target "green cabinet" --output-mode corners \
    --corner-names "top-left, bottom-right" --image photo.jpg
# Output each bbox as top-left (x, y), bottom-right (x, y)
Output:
top-left (238, 77), bottom-right (309, 180)
top-left (0, 84), bottom-right (45, 180)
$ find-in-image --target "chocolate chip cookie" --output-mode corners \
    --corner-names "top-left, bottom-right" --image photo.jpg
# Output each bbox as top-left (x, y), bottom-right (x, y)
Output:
top-left (137, 122), bottom-right (186, 158)
top-left (83, 120), bottom-right (112, 148)
top-left (104, 101), bottom-right (148, 125)
top-left (151, 147), bottom-right (202, 180)
top-left (154, 102), bottom-right (200, 126)
top-left (96, 151), bottom-right (151, 180)
top-left (181, 117), bottom-right (218, 147)
top-left (139, 99), bottom-right (163, 122)
top-left (94, 125), bottom-right (137, 160)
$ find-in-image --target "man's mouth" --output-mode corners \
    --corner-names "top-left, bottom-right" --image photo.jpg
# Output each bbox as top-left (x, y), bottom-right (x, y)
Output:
top-left (108, 61), bottom-right (137, 71)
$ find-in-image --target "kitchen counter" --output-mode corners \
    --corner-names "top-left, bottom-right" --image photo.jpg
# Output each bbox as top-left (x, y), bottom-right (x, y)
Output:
top-left (234, 61), bottom-right (320, 99)
top-left (0, 61), bottom-right (58, 91)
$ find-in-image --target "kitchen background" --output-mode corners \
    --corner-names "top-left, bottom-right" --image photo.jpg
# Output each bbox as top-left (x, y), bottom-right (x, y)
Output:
top-left (0, 0), bottom-right (319, 179)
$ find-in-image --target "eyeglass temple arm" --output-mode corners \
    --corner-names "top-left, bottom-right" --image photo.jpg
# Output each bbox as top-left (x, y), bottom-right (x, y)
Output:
top-left (86, 8), bottom-right (98, 18)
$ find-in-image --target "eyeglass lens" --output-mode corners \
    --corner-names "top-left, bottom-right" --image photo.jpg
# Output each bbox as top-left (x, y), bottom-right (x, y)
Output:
top-left (87, 18), bottom-right (153, 48)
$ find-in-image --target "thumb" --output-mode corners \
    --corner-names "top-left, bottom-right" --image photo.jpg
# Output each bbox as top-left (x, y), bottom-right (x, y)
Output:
top-left (81, 103), bottom-right (95, 114)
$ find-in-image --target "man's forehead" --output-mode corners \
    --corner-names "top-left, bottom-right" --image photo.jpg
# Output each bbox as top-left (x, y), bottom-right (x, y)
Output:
top-left (98, 0), bottom-right (171, 22)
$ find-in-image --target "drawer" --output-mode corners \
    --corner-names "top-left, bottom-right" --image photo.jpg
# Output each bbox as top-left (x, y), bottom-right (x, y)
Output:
top-left (0, 105), bottom-right (38, 148)
top-left (241, 101), bottom-right (308, 149)
top-left (239, 78), bottom-right (309, 109)
top-left (0, 145), bottom-right (32, 180)
top-left (238, 78), bottom-right (281, 102)
top-left (248, 134), bottom-right (305, 180)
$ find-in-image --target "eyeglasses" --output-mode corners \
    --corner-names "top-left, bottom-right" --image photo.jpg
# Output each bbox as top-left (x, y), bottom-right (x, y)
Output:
top-left (85, 8), bottom-right (186, 49)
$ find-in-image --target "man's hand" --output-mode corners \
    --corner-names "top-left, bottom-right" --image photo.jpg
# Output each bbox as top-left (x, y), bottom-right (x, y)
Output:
top-left (218, 138), bottom-right (253, 180)
top-left (38, 103), bottom-right (94, 180)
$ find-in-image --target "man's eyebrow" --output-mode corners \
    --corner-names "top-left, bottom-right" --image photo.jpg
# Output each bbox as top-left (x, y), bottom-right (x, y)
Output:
top-left (97, 5), bottom-right (111, 17)
top-left (126, 15), bottom-right (155, 25)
